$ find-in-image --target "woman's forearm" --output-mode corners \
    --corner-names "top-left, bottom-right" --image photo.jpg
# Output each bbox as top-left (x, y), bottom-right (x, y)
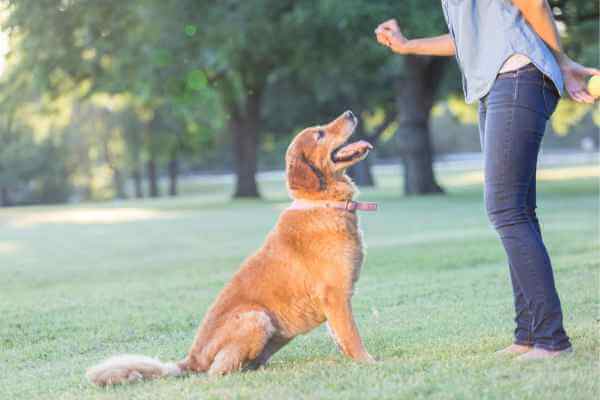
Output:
top-left (511, 0), bottom-right (564, 61)
top-left (375, 19), bottom-right (455, 57)
top-left (393, 34), bottom-right (455, 57)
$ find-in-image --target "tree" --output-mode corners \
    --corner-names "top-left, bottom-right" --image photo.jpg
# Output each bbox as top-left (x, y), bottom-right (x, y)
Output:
top-left (3, 0), bottom-right (219, 199)
top-left (192, 1), bottom-right (314, 197)
top-left (394, 56), bottom-right (448, 194)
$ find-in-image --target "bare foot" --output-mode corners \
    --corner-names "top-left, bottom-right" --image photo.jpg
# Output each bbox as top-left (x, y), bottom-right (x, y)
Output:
top-left (495, 344), bottom-right (533, 355)
top-left (516, 347), bottom-right (573, 361)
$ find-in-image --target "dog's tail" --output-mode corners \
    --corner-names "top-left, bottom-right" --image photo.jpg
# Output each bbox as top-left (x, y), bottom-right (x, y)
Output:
top-left (86, 354), bottom-right (185, 386)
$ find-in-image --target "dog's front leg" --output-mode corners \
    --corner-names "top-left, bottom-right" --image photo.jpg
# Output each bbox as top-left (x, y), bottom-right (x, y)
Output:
top-left (320, 286), bottom-right (375, 363)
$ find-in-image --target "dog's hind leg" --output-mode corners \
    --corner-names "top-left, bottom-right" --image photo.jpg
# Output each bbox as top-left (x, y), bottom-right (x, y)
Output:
top-left (208, 345), bottom-right (243, 376)
top-left (244, 336), bottom-right (290, 371)
top-left (207, 309), bottom-right (276, 376)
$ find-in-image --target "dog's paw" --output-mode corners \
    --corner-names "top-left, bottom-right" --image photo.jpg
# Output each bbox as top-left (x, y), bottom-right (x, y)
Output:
top-left (357, 353), bottom-right (377, 364)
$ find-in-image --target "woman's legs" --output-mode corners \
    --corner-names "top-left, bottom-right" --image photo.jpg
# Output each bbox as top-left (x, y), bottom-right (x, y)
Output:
top-left (479, 97), bottom-right (533, 348)
top-left (479, 66), bottom-right (571, 351)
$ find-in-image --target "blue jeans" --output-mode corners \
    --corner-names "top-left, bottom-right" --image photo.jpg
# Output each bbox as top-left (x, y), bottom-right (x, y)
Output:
top-left (478, 65), bottom-right (571, 351)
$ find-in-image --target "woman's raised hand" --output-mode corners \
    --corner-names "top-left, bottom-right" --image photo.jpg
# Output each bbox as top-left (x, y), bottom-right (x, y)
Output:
top-left (375, 19), bottom-right (409, 54)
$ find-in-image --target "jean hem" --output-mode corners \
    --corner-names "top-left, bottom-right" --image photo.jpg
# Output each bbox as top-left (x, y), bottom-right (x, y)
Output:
top-left (514, 339), bottom-right (533, 346)
top-left (533, 342), bottom-right (572, 351)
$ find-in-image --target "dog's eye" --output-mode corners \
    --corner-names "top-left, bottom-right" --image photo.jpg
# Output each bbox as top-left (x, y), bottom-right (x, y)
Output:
top-left (316, 130), bottom-right (325, 141)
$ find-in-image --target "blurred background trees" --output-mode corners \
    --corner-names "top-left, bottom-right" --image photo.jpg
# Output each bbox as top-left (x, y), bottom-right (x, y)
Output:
top-left (0, 0), bottom-right (597, 206)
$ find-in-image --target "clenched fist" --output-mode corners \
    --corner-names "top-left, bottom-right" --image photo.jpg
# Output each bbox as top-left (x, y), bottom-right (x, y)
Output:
top-left (374, 19), bottom-right (408, 54)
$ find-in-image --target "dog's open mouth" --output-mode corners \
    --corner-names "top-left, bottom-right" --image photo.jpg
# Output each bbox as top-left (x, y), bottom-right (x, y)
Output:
top-left (331, 140), bottom-right (373, 163)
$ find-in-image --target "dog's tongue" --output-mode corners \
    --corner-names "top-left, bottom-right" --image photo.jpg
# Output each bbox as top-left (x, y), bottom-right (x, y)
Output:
top-left (333, 140), bottom-right (373, 162)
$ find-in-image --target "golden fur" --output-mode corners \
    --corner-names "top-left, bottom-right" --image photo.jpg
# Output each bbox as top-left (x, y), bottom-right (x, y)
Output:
top-left (87, 111), bottom-right (374, 386)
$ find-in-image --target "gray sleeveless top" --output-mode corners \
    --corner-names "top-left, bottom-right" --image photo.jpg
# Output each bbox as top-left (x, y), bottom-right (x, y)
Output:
top-left (441, 0), bottom-right (564, 103)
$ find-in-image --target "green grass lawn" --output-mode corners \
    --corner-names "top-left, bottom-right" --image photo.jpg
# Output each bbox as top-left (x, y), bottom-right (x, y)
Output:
top-left (1, 165), bottom-right (598, 400)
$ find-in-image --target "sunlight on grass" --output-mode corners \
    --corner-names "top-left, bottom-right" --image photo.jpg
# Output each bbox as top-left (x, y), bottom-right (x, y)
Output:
top-left (0, 241), bottom-right (19, 255)
top-left (8, 208), bottom-right (174, 228)
top-left (537, 165), bottom-right (600, 181)
top-left (445, 165), bottom-right (600, 187)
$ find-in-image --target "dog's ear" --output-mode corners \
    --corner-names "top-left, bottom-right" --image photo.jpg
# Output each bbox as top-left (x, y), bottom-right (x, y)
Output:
top-left (287, 153), bottom-right (326, 192)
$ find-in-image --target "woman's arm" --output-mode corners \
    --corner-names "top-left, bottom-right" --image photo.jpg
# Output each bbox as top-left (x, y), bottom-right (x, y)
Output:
top-left (374, 19), bottom-right (455, 57)
top-left (512, 0), bottom-right (600, 103)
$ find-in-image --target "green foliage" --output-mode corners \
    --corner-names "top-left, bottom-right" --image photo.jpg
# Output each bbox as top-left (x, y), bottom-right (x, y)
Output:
top-left (551, 100), bottom-right (595, 135)
top-left (0, 130), bottom-right (41, 187)
top-left (2, 0), bottom-right (224, 202)
top-left (551, 0), bottom-right (599, 66)
top-left (29, 139), bottom-right (72, 203)
top-left (0, 125), bottom-right (71, 204)
top-left (3, 0), bottom-right (449, 141)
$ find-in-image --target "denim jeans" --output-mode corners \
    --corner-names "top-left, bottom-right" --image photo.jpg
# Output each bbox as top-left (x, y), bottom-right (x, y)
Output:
top-left (478, 65), bottom-right (571, 351)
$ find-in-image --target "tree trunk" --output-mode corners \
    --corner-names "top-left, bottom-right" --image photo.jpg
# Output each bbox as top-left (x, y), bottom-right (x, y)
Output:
top-left (395, 56), bottom-right (446, 195)
top-left (348, 156), bottom-right (375, 186)
top-left (83, 171), bottom-right (93, 201)
top-left (231, 90), bottom-right (262, 198)
top-left (168, 155), bottom-right (178, 197)
top-left (113, 169), bottom-right (127, 199)
top-left (147, 159), bottom-right (160, 198)
top-left (347, 112), bottom-right (397, 187)
top-left (398, 120), bottom-right (442, 194)
top-left (100, 127), bottom-right (127, 200)
top-left (347, 126), bottom-right (375, 186)
top-left (132, 168), bottom-right (143, 198)
top-left (0, 187), bottom-right (10, 207)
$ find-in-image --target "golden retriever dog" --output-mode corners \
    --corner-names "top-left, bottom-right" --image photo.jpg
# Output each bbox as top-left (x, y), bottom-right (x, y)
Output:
top-left (87, 110), bottom-right (377, 386)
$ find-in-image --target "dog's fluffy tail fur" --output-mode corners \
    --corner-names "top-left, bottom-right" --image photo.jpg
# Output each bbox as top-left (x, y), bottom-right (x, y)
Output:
top-left (86, 354), bottom-right (183, 386)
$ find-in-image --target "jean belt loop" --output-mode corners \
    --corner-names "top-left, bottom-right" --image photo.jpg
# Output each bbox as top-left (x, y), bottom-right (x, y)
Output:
top-left (542, 73), bottom-right (547, 89)
top-left (513, 67), bottom-right (520, 101)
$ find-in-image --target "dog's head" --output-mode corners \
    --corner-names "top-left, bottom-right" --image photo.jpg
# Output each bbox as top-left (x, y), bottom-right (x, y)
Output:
top-left (285, 110), bottom-right (373, 201)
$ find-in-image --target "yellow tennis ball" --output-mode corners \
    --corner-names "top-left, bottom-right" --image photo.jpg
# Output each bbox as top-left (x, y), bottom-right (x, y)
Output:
top-left (587, 75), bottom-right (600, 98)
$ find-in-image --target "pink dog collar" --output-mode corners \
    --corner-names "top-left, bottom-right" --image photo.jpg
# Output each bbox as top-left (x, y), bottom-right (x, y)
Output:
top-left (344, 200), bottom-right (378, 212)
top-left (289, 200), bottom-right (378, 213)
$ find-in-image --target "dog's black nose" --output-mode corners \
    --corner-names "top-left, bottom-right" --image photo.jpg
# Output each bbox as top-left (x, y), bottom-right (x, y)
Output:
top-left (345, 110), bottom-right (356, 121)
